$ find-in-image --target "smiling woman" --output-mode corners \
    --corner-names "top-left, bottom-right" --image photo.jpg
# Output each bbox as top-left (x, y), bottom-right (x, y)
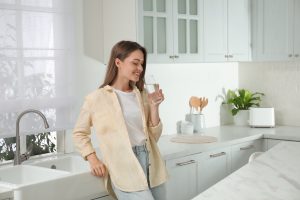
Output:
top-left (73, 41), bottom-right (168, 200)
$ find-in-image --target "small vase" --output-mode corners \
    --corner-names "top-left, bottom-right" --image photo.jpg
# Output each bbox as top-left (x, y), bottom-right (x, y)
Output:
top-left (233, 110), bottom-right (249, 126)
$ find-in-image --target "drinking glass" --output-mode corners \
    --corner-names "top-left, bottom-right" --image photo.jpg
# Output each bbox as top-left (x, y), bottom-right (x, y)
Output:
top-left (144, 75), bottom-right (159, 94)
top-left (144, 75), bottom-right (163, 105)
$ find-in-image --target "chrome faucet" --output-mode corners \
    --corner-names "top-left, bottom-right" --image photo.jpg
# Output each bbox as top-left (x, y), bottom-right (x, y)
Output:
top-left (14, 109), bottom-right (49, 165)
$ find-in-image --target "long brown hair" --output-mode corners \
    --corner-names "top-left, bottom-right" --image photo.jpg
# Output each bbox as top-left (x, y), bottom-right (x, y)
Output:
top-left (100, 41), bottom-right (147, 91)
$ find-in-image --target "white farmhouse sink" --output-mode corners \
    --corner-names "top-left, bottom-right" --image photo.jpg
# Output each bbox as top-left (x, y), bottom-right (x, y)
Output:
top-left (28, 155), bottom-right (89, 173)
top-left (0, 154), bottom-right (107, 200)
top-left (0, 165), bottom-right (69, 188)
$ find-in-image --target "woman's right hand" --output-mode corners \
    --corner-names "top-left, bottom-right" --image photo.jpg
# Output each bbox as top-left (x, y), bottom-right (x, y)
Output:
top-left (87, 153), bottom-right (106, 177)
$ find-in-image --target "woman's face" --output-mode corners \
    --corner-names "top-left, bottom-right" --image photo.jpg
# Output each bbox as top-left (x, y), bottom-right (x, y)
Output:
top-left (115, 49), bottom-right (144, 83)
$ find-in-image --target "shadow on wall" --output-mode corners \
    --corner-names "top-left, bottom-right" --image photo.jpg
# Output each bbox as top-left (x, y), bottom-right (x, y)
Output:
top-left (83, 0), bottom-right (104, 62)
top-left (216, 88), bottom-right (233, 125)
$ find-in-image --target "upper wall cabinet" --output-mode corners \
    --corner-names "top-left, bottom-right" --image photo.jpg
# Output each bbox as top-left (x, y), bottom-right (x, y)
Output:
top-left (252, 0), bottom-right (300, 61)
top-left (203, 0), bottom-right (251, 62)
top-left (83, 0), bottom-right (139, 64)
top-left (138, 0), bottom-right (204, 63)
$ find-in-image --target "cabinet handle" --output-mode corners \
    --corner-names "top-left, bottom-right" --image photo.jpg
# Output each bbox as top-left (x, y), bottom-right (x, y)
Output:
top-left (174, 55), bottom-right (179, 58)
top-left (240, 145), bottom-right (254, 151)
top-left (228, 55), bottom-right (233, 58)
top-left (224, 55), bottom-right (228, 58)
top-left (295, 54), bottom-right (299, 57)
top-left (169, 55), bottom-right (175, 59)
top-left (209, 152), bottom-right (226, 158)
top-left (288, 54), bottom-right (293, 57)
top-left (176, 160), bottom-right (196, 166)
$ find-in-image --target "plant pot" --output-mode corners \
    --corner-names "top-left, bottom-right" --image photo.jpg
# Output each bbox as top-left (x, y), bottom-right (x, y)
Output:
top-left (233, 110), bottom-right (249, 126)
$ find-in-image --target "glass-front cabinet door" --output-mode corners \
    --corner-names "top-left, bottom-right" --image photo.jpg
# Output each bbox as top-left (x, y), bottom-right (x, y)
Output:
top-left (138, 0), bottom-right (173, 63)
top-left (173, 0), bottom-right (204, 62)
top-left (138, 0), bottom-right (204, 63)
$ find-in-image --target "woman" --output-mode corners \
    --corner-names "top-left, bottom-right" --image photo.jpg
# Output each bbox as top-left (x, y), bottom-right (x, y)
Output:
top-left (73, 41), bottom-right (168, 200)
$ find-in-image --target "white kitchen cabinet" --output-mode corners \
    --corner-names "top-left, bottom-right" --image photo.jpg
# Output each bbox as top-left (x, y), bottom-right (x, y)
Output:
top-left (252, 0), bottom-right (300, 61)
top-left (197, 147), bottom-right (231, 193)
top-left (203, 0), bottom-right (250, 62)
top-left (293, 0), bottom-right (300, 59)
top-left (264, 139), bottom-right (299, 150)
top-left (230, 139), bottom-right (263, 172)
top-left (138, 0), bottom-right (204, 63)
top-left (91, 195), bottom-right (113, 200)
top-left (83, 0), bottom-right (138, 64)
top-left (155, 155), bottom-right (198, 200)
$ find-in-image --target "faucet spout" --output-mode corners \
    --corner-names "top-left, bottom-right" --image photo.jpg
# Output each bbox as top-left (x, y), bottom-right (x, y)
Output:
top-left (14, 109), bottom-right (49, 165)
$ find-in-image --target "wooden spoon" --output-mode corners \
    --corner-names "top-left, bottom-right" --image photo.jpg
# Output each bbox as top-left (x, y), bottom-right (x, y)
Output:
top-left (200, 98), bottom-right (208, 112)
top-left (198, 97), bottom-right (203, 112)
top-left (189, 96), bottom-right (199, 113)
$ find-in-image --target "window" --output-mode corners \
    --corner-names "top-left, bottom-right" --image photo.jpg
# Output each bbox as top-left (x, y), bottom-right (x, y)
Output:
top-left (0, 0), bottom-right (75, 162)
top-left (0, 131), bottom-right (58, 162)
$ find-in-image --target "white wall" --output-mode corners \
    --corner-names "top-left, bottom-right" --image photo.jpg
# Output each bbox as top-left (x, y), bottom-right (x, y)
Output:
top-left (146, 63), bottom-right (238, 134)
top-left (239, 61), bottom-right (300, 126)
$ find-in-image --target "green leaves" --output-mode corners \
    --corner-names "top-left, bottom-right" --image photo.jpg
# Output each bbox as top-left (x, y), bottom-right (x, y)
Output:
top-left (226, 89), bottom-right (264, 116)
top-left (0, 132), bottom-right (56, 162)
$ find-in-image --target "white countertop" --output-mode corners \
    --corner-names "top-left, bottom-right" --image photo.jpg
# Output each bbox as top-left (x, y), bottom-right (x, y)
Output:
top-left (1, 125), bottom-right (299, 198)
top-left (192, 141), bottom-right (300, 200)
top-left (158, 125), bottom-right (300, 160)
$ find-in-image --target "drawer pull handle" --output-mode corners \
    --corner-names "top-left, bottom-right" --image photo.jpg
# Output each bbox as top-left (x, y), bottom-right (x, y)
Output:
top-left (210, 152), bottom-right (226, 158)
top-left (169, 55), bottom-right (175, 59)
top-left (240, 145), bottom-right (254, 150)
top-left (176, 160), bottom-right (196, 166)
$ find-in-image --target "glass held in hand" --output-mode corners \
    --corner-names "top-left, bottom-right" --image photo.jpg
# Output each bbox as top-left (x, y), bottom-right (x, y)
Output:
top-left (144, 75), bottom-right (159, 93)
top-left (144, 75), bottom-right (163, 105)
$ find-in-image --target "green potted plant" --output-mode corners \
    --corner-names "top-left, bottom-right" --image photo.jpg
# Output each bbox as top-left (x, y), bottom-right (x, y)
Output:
top-left (226, 89), bottom-right (264, 125)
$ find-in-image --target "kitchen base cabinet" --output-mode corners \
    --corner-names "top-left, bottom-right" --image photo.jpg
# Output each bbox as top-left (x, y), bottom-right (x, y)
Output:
top-left (197, 147), bottom-right (231, 193)
top-left (91, 195), bottom-right (113, 200)
top-left (265, 139), bottom-right (299, 150)
top-left (155, 155), bottom-right (198, 200)
top-left (230, 139), bottom-right (263, 172)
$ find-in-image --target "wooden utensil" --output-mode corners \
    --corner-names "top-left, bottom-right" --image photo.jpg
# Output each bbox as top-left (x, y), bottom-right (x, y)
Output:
top-left (198, 97), bottom-right (203, 112)
top-left (189, 96), bottom-right (200, 114)
top-left (200, 97), bottom-right (208, 113)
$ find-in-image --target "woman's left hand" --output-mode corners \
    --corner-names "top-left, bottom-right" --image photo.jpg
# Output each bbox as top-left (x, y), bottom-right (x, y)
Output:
top-left (147, 87), bottom-right (164, 107)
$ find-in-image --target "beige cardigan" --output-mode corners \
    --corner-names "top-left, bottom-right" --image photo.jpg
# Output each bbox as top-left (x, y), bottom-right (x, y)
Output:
top-left (73, 85), bottom-right (168, 196)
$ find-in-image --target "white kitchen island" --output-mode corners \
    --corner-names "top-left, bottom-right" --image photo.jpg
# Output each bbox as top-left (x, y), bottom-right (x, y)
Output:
top-left (192, 141), bottom-right (300, 200)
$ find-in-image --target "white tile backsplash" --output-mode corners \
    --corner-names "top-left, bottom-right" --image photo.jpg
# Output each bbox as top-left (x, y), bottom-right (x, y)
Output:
top-left (239, 61), bottom-right (300, 126)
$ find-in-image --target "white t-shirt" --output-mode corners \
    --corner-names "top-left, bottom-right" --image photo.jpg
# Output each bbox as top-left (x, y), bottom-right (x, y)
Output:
top-left (114, 89), bottom-right (146, 146)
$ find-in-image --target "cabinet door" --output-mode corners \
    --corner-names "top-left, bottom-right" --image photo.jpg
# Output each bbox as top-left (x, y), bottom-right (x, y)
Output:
top-left (266, 139), bottom-right (282, 150)
top-left (203, 0), bottom-right (227, 61)
top-left (252, 0), bottom-right (294, 61)
top-left (227, 0), bottom-right (250, 61)
top-left (231, 139), bottom-right (263, 172)
top-left (91, 195), bottom-right (113, 200)
top-left (138, 0), bottom-right (173, 63)
top-left (102, 0), bottom-right (138, 63)
top-left (293, 0), bottom-right (300, 60)
top-left (173, 0), bottom-right (204, 62)
top-left (197, 147), bottom-right (230, 193)
top-left (159, 155), bottom-right (198, 200)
